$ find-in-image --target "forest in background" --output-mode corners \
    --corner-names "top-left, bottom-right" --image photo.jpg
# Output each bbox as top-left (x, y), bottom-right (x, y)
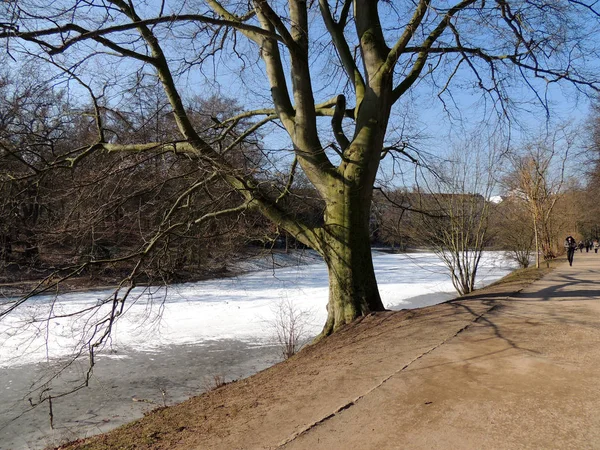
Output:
top-left (1, 68), bottom-right (599, 289)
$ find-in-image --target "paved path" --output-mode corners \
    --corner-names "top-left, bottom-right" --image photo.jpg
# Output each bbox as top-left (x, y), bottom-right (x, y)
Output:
top-left (282, 253), bottom-right (600, 449)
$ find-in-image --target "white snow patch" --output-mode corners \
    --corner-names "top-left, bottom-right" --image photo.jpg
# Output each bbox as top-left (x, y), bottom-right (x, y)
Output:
top-left (0, 251), bottom-right (516, 368)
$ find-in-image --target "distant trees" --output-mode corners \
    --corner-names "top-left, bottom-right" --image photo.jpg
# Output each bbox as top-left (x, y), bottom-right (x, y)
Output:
top-left (371, 189), bottom-right (415, 251)
top-left (502, 130), bottom-right (576, 268)
top-left (575, 102), bottom-right (600, 239)
top-left (375, 125), bottom-right (585, 277)
top-left (0, 70), bottom-right (293, 283)
top-left (490, 198), bottom-right (534, 268)
top-left (0, 71), bottom-right (74, 265)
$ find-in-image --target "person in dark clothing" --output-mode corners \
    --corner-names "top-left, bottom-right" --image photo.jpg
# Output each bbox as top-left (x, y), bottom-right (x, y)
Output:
top-left (578, 241), bottom-right (584, 252)
top-left (565, 236), bottom-right (577, 266)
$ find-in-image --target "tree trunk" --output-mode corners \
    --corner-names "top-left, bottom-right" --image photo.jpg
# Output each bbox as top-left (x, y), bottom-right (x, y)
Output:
top-left (317, 184), bottom-right (386, 337)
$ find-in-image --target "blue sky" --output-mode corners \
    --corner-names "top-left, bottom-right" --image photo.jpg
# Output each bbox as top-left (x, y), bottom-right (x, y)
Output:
top-left (3, 0), bottom-right (597, 191)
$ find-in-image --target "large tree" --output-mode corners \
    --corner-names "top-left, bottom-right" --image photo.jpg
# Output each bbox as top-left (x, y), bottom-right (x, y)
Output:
top-left (1, 0), bottom-right (599, 338)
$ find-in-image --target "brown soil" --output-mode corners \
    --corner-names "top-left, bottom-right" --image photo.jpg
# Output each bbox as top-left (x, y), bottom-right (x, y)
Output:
top-left (53, 261), bottom-right (562, 450)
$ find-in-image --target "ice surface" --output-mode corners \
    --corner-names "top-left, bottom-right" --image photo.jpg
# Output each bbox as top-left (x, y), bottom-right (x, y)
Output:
top-left (0, 251), bottom-right (516, 368)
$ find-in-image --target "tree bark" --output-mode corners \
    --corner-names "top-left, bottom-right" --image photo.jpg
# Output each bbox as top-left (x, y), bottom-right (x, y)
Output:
top-left (317, 180), bottom-right (386, 337)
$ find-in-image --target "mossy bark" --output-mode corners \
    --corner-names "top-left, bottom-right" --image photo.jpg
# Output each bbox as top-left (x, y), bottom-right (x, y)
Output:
top-left (317, 169), bottom-right (386, 337)
top-left (320, 231), bottom-right (384, 337)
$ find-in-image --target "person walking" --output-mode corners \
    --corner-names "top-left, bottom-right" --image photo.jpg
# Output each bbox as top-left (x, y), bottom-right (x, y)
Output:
top-left (565, 236), bottom-right (577, 266)
top-left (594, 239), bottom-right (599, 254)
top-left (578, 241), bottom-right (584, 252)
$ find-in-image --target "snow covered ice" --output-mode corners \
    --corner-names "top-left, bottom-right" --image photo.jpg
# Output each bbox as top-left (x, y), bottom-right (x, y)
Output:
top-left (0, 251), bottom-right (517, 368)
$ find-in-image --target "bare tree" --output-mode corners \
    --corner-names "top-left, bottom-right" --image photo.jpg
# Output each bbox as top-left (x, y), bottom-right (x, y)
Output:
top-left (270, 297), bottom-right (314, 360)
top-left (503, 128), bottom-right (576, 267)
top-left (0, 70), bottom-right (77, 267)
top-left (1, 0), bottom-right (599, 342)
top-left (410, 139), bottom-right (498, 295)
top-left (490, 197), bottom-right (535, 268)
top-left (0, 74), bottom-right (268, 284)
top-left (574, 100), bottom-right (600, 239)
